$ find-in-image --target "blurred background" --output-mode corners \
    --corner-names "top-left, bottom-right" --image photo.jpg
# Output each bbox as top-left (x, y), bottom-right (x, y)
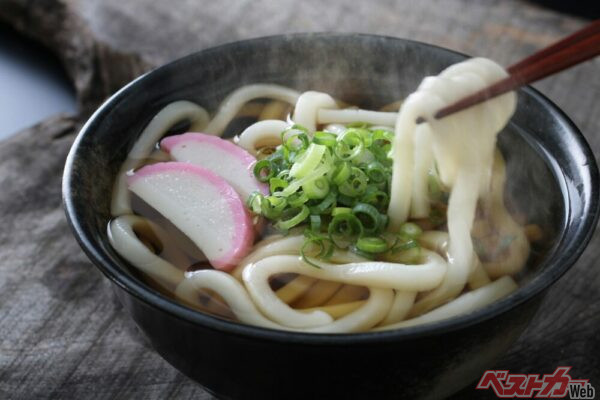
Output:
top-left (0, 0), bottom-right (597, 140)
top-left (0, 24), bottom-right (75, 139)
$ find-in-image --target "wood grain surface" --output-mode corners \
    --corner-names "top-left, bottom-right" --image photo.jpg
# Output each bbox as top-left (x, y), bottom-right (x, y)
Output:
top-left (0, 1), bottom-right (598, 399)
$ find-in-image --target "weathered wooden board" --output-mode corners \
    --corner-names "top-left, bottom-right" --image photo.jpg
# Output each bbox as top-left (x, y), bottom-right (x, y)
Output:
top-left (0, 1), bottom-right (598, 398)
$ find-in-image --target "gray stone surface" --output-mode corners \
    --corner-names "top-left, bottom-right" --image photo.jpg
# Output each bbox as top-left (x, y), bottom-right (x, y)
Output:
top-left (0, 1), bottom-right (598, 398)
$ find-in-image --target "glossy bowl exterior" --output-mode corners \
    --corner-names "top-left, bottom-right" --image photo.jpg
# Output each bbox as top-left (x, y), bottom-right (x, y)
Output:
top-left (63, 34), bottom-right (599, 400)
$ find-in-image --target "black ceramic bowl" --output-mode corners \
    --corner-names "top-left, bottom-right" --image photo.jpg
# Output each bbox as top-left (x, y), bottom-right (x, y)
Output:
top-left (63, 34), bottom-right (599, 400)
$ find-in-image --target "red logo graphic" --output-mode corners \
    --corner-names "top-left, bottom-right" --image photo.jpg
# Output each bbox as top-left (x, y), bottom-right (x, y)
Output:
top-left (476, 367), bottom-right (595, 399)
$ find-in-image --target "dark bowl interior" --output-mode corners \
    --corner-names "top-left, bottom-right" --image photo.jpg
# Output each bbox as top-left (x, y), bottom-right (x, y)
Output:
top-left (63, 33), bottom-right (599, 399)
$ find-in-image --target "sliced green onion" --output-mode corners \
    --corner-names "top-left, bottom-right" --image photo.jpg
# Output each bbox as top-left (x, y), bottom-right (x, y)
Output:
top-left (332, 207), bottom-right (351, 216)
top-left (301, 230), bottom-right (334, 267)
top-left (301, 244), bottom-right (324, 269)
top-left (309, 190), bottom-right (337, 214)
top-left (352, 149), bottom-right (375, 165)
top-left (269, 177), bottom-right (288, 193)
top-left (281, 146), bottom-right (297, 163)
top-left (371, 129), bottom-right (394, 142)
top-left (337, 194), bottom-right (357, 207)
top-left (246, 192), bottom-right (263, 214)
top-left (378, 214), bottom-right (389, 230)
top-left (282, 125), bottom-right (310, 151)
top-left (266, 152), bottom-right (286, 173)
top-left (276, 205), bottom-right (310, 230)
top-left (253, 159), bottom-right (274, 182)
top-left (361, 187), bottom-right (389, 210)
top-left (313, 131), bottom-right (337, 147)
top-left (328, 213), bottom-right (363, 248)
top-left (339, 167), bottom-right (368, 196)
top-left (276, 169), bottom-right (291, 179)
top-left (346, 121), bottom-right (370, 129)
top-left (290, 124), bottom-right (309, 134)
top-left (399, 222), bottom-right (423, 239)
top-left (352, 203), bottom-right (382, 235)
top-left (261, 196), bottom-right (287, 219)
top-left (248, 120), bottom-right (409, 261)
top-left (334, 130), bottom-right (364, 161)
top-left (290, 143), bottom-right (326, 178)
top-left (310, 215), bottom-right (322, 232)
top-left (356, 236), bottom-right (388, 253)
top-left (366, 161), bottom-right (387, 183)
top-left (303, 229), bottom-right (333, 258)
top-left (332, 162), bottom-right (351, 186)
top-left (350, 128), bottom-right (373, 147)
top-left (302, 176), bottom-right (330, 199)
top-left (287, 191), bottom-right (309, 207)
top-left (280, 163), bottom-right (329, 197)
top-left (391, 238), bottom-right (419, 253)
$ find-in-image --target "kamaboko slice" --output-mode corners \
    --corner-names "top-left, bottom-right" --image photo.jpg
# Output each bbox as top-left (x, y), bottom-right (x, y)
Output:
top-left (127, 162), bottom-right (254, 271)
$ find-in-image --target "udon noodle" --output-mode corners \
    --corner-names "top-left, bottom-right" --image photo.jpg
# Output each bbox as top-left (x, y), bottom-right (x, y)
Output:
top-left (108, 58), bottom-right (533, 333)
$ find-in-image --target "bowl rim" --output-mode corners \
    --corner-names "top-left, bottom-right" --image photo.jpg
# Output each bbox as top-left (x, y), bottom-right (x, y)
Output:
top-left (63, 32), bottom-right (599, 344)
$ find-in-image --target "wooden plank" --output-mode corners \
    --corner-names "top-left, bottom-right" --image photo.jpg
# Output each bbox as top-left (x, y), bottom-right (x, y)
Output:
top-left (0, 1), bottom-right (597, 398)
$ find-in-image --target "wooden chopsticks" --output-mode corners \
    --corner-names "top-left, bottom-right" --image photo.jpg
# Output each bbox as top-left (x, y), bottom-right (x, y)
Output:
top-left (432, 19), bottom-right (600, 120)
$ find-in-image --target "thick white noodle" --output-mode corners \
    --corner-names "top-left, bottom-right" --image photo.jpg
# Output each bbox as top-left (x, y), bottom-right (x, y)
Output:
top-left (418, 220), bottom-right (490, 290)
top-left (293, 91), bottom-right (337, 132)
top-left (243, 256), bottom-right (333, 328)
top-left (375, 276), bottom-right (518, 330)
top-left (388, 92), bottom-right (444, 229)
top-left (379, 291), bottom-right (417, 326)
top-left (231, 234), bottom-right (367, 280)
top-left (370, 125), bottom-right (396, 131)
top-left (410, 170), bottom-right (481, 316)
top-left (389, 58), bottom-right (516, 316)
top-left (111, 101), bottom-right (209, 216)
top-left (317, 108), bottom-right (398, 127)
top-left (176, 270), bottom-right (393, 333)
top-left (175, 270), bottom-right (282, 329)
top-left (236, 120), bottom-right (289, 155)
top-left (419, 230), bottom-right (449, 254)
top-left (410, 123), bottom-right (434, 218)
top-left (242, 253), bottom-right (446, 328)
top-left (108, 215), bottom-right (185, 289)
top-left (305, 288), bottom-right (394, 333)
top-left (245, 251), bottom-right (447, 291)
top-left (204, 84), bottom-right (300, 136)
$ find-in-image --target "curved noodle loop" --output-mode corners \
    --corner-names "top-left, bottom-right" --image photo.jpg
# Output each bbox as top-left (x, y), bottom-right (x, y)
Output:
top-left (108, 215), bottom-right (185, 290)
top-left (293, 91), bottom-right (337, 132)
top-left (204, 84), bottom-right (300, 135)
top-left (112, 101), bottom-right (209, 215)
top-left (242, 254), bottom-right (445, 328)
top-left (236, 120), bottom-right (289, 155)
top-left (175, 270), bottom-right (282, 329)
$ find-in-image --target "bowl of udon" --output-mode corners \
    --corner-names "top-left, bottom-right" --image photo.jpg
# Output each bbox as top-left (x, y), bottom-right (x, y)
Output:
top-left (63, 33), bottom-right (598, 399)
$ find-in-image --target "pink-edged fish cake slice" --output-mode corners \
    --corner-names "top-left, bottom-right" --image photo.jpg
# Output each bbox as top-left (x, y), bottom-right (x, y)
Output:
top-left (161, 132), bottom-right (269, 201)
top-left (127, 162), bottom-right (254, 271)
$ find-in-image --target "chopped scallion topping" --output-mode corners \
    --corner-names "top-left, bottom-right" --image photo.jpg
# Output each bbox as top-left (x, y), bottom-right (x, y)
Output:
top-left (248, 122), bottom-right (429, 267)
